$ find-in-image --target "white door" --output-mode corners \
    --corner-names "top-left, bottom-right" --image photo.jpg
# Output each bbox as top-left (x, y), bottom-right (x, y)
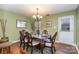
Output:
top-left (58, 15), bottom-right (74, 44)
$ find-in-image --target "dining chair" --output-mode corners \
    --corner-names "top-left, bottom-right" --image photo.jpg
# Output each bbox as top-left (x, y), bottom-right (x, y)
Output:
top-left (28, 34), bottom-right (40, 54)
top-left (24, 32), bottom-right (30, 50)
top-left (19, 31), bottom-right (26, 50)
top-left (44, 32), bottom-right (57, 54)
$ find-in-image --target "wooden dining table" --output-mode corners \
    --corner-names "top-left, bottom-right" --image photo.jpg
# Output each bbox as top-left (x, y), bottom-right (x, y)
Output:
top-left (31, 35), bottom-right (46, 53)
top-left (31, 35), bottom-right (45, 43)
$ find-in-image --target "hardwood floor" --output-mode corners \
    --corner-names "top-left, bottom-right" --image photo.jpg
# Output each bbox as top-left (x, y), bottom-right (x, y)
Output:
top-left (0, 42), bottom-right (78, 54)
top-left (10, 42), bottom-right (30, 54)
top-left (0, 42), bottom-right (30, 54)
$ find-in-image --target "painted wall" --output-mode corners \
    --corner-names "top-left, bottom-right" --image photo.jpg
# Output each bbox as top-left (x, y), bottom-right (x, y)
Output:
top-left (41, 10), bottom-right (76, 42)
top-left (76, 6), bottom-right (79, 48)
top-left (0, 10), bottom-right (33, 42)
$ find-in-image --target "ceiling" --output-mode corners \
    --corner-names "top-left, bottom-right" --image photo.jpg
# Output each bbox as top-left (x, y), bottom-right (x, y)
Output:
top-left (0, 4), bottom-right (78, 16)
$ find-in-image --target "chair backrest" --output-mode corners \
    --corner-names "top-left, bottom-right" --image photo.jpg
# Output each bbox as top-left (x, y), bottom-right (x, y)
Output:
top-left (25, 32), bottom-right (30, 42)
top-left (19, 31), bottom-right (25, 42)
top-left (42, 30), bottom-right (48, 35)
top-left (28, 33), bottom-right (34, 43)
top-left (51, 32), bottom-right (57, 44)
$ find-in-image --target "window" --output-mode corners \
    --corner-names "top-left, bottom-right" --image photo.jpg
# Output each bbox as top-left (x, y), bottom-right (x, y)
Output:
top-left (16, 20), bottom-right (26, 28)
top-left (61, 17), bottom-right (70, 31)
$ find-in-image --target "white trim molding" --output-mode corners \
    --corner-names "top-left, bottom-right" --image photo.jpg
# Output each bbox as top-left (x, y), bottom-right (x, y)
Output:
top-left (11, 40), bottom-right (20, 44)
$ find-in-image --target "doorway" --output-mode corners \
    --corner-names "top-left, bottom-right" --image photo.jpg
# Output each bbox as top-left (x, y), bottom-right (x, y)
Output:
top-left (58, 15), bottom-right (74, 44)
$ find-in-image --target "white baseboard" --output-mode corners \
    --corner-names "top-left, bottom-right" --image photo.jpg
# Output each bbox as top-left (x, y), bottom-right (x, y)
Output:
top-left (11, 40), bottom-right (20, 44)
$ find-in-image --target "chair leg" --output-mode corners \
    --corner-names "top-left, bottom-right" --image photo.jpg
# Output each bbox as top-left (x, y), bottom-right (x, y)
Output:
top-left (20, 43), bottom-right (21, 47)
top-left (51, 47), bottom-right (53, 54)
top-left (40, 44), bottom-right (44, 54)
top-left (41, 48), bottom-right (43, 54)
top-left (23, 43), bottom-right (25, 50)
top-left (26, 43), bottom-right (29, 51)
top-left (31, 46), bottom-right (33, 54)
top-left (40, 46), bottom-right (44, 54)
top-left (20, 42), bottom-right (22, 47)
top-left (38, 44), bottom-right (40, 50)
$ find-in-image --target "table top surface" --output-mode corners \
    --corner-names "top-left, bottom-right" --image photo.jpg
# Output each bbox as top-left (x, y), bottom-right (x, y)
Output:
top-left (0, 42), bottom-right (12, 48)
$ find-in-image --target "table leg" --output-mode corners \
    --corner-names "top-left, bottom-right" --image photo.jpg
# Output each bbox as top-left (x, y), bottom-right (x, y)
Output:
top-left (40, 44), bottom-right (45, 54)
top-left (8, 46), bottom-right (11, 53)
top-left (0, 48), bottom-right (2, 53)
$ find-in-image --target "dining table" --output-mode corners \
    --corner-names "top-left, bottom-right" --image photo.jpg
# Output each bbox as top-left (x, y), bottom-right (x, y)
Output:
top-left (31, 34), bottom-right (45, 43)
top-left (31, 34), bottom-right (47, 53)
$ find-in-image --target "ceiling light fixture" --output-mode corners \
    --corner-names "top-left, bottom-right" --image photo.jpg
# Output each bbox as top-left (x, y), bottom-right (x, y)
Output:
top-left (33, 8), bottom-right (43, 35)
top-left (33, 8), bottom-right (43, 20)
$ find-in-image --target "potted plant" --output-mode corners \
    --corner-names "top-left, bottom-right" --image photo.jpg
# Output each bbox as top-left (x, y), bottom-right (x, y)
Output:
top-left (0, 18), bottom-right (9, 43)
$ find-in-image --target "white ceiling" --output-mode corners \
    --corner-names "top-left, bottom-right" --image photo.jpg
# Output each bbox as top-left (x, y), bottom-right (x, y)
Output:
top-left (0, 4), bottom-right (78, 16)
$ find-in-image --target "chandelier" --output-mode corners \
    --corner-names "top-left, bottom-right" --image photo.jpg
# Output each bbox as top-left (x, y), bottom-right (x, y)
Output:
top-left (32, 8), bottom-right (42, 35)
top-left (33, 8), bottom-right (43, 20)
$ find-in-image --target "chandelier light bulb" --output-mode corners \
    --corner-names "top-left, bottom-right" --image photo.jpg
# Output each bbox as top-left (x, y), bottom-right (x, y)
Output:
top-left (40, 16), bottom-right (43, 18)
top-left (37, 15), bottom-right (40, 18)
top-left (33, 15), bottom-right (36, 19)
